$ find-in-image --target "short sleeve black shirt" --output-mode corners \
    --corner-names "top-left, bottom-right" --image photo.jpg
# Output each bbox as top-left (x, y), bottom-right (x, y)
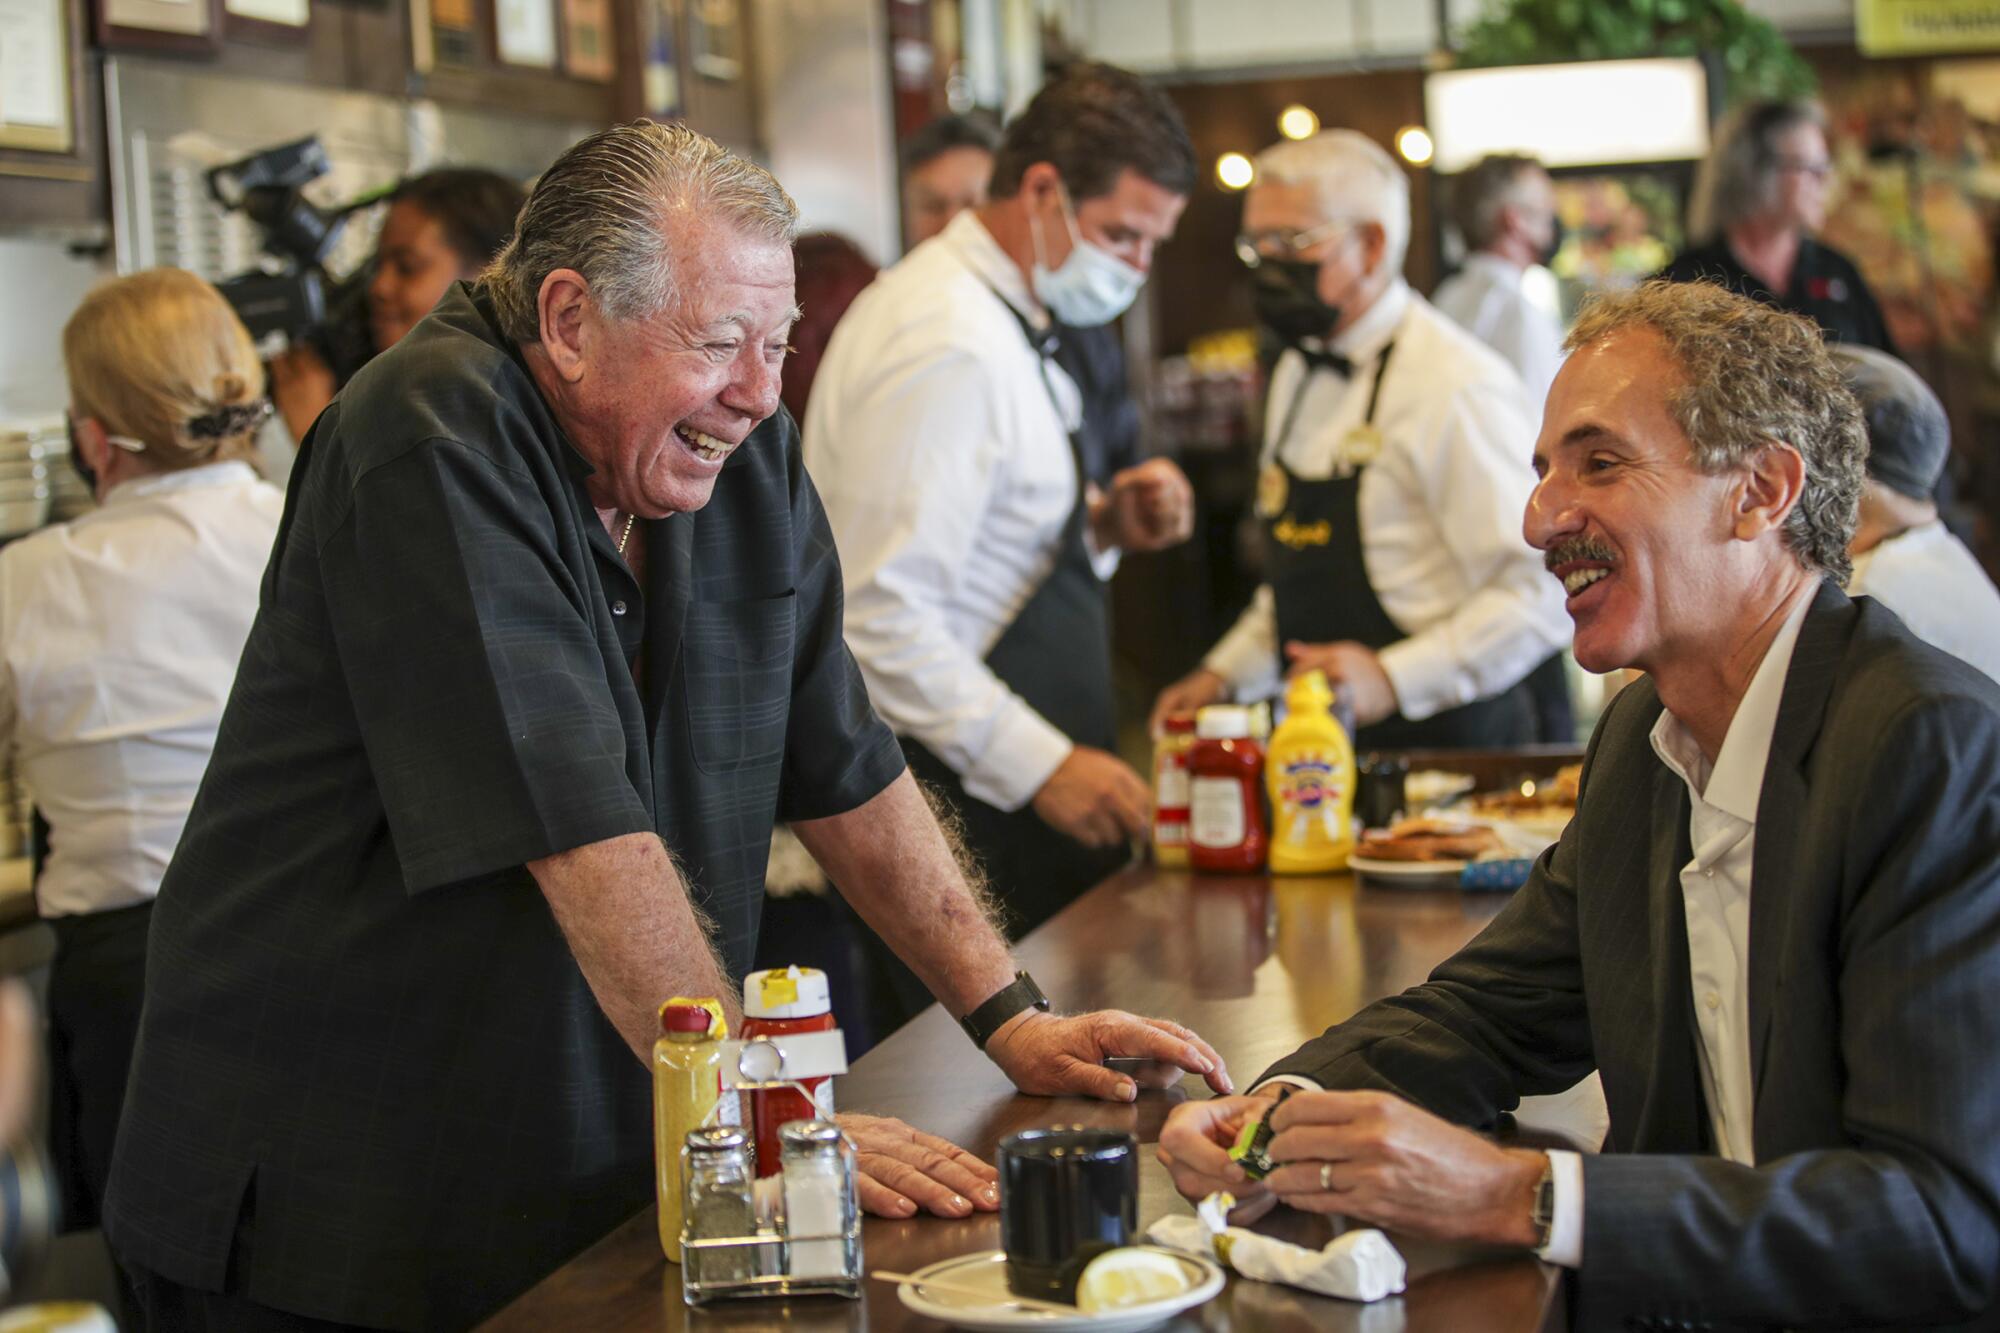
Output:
top-left (103, 285), bottom-right (904, 1330)
top-left (1658, 236), bottom-right (1898, 354)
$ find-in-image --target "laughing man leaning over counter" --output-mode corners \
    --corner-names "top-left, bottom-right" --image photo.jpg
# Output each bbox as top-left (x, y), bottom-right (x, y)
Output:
top-left (1160, 281), bottom-right (2000, 1332)
top-left (103, 121), bottom-right (1230, 1333)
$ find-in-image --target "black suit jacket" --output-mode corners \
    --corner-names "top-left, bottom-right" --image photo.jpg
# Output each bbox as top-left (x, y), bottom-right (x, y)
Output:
top-left (1265, 582), bottom-right (2000, 1331)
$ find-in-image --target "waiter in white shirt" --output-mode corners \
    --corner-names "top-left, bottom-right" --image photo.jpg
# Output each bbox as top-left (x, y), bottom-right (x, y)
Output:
top-left (806, 63), bottom-right (1196, 944)
top-left (1832, 343), bottom-right (2000, 684)
top-left (1152, 131), bottom-right (1567, 747)
top-left (1432, 153), bottom-right (1567, 408)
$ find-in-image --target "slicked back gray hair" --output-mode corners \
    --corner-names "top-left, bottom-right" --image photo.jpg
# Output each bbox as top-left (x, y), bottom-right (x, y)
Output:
top-left (484, 119), bottom-right (799, 343)
top-left (1565, 279), bottom-right (1865, 582)
top-left (1687, 99), bottom-right (1825, 244)
top-left (1452, 153), bottom-right (1546, 251)
top-left (1254, 130), bottom-right (1411, 276)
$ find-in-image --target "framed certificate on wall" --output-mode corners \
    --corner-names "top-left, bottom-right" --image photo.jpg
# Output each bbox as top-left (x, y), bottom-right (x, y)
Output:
top-left (96, 0), bottom-right (221, 54)
top-left (561, 0), bottom-right (613, 82)
top-left (496, 0), bottom-right (557, 68)
top-left (223, 0), bottom-right (309, 42)
top-left (0, 0), bottom-right (73, 152)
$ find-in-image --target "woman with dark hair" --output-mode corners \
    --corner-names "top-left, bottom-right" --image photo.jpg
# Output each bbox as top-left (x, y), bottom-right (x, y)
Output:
top-left (1660, 99), bottom-right (1895, 352)
top-left (271, 167), bottom-right (526, 440)
top-left (780, 232), bottom-right (877, 424)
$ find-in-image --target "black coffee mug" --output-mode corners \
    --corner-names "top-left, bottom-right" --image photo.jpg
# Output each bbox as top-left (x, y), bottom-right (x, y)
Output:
top-left (998, 1126), bottom-right (1138, 1302)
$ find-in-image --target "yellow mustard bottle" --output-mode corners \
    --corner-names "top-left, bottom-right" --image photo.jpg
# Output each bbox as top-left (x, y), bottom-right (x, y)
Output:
top-left (655, 997), bottom-right (727, 1262)
top-left (1265, 669), bottom-right (1357, 874)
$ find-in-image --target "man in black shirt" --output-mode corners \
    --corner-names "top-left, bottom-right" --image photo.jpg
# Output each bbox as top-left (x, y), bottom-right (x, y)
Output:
top-left (104, 122), bottom-right (1230, 1332)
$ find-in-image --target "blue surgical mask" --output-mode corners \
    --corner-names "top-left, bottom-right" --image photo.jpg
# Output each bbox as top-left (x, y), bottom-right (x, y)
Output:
top-left (1029, 181), bottom-right (1146, 328)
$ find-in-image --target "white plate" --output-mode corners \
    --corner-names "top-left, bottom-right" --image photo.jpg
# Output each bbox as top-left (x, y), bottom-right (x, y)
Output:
top-left (892, 1247), bottom-right (1223, 1331)
top-left (1349, 854), bottom-right (1468, 881)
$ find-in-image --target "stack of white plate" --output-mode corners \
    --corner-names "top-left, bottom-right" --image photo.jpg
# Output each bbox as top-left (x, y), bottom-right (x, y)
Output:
top-left (38, 419), bottom-right (94, 523)
top-left (0, 418), bottom-right (59, 537)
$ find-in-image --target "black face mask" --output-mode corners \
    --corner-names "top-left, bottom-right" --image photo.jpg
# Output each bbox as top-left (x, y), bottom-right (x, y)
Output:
top-left (1252, 259), bottom-right (1342, 345)
top-left (1539, 215), bottom-right (1568, 269)
top-left (64, 413), bottom-right (96, 493)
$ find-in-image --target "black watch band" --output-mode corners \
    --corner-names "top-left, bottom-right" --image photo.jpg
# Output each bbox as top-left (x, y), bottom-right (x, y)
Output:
top-left (959, 971), bottom-right (1050, 1049)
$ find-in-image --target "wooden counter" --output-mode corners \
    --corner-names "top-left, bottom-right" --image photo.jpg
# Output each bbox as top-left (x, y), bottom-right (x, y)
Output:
top-left (482, 865), bottom-right (1564, 1332)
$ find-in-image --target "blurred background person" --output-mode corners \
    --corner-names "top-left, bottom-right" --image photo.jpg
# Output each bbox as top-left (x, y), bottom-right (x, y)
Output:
top-left (807, 64), bottom-right (1196, 1031)
top-left (269, 167), bottom-right (525, 441)
top-left (1662, 99), bottom-right (1895, 353)
top-left (779, 233), bottom-right (878, 425)
top-left (901, 111), bottom-right (1001, 247)
top-left (1433, 152), bottom-right (1565, 409)
top-left (1833, 343), bottom-right (2000, 681)
top-left (1152, 130), bottom-right (1569, 747)
top-left (0, 268), bottom-right (283, 1304)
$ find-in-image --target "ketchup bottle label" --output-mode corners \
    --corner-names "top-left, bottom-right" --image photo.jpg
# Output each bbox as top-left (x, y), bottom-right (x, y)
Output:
top-left (1190, 775), bottom-right (1247, 848)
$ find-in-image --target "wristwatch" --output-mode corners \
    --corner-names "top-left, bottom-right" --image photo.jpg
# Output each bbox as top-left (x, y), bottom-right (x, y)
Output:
top-left (1529, 1155), bottom-right (1557, 1251)
top-left (958, 971), bottom-right (1050, 1049)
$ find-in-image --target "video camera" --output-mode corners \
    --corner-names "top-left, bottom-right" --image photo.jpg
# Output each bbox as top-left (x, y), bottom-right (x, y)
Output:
top-left (207, 136), bottom-right (374, 346)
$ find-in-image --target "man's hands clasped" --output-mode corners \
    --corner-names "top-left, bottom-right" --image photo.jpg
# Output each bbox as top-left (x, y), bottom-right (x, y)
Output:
top-left (1157, 1087), bottom-right (1546, 1247)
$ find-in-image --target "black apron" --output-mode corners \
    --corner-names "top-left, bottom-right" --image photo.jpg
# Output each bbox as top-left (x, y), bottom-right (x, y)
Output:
top-left (1263, 343), bottom-right (1546, 749)
top-left (900, 300), bottom-right (1128, 941)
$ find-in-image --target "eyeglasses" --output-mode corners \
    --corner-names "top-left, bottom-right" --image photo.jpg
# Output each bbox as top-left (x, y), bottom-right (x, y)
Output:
top-left (1234, 219), bottom-right (1350, 269)
top-left (1775, 157), bottom-right (1834, 181)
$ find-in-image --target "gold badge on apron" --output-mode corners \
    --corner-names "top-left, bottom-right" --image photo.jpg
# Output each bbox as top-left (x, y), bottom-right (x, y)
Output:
top-left (1341, 423), bottom-right (1384, 467)
top-left (1255, 461), bottom-right (1288, 519)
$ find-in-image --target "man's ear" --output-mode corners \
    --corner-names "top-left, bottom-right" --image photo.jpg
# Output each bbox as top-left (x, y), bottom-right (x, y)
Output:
top-left (1734, 440), bottom-right (1808, 543)
top-left (1019, 161), bottom-right (1061, 210)
top-left (1356, 221), bottom-right (1389, 277)
top-left (535, 269), bottom-right (593, 384)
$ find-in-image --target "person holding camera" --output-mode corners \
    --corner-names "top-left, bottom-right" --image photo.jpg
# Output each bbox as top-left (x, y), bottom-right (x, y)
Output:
top-left (269, 167), bottom-right (525, 441)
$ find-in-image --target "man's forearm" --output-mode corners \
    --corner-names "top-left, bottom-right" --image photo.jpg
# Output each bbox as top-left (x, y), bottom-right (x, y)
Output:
top-left (791, 769), bottom-right (1016, 1017)
top-left (528, 831), bottom-right (737, 1063)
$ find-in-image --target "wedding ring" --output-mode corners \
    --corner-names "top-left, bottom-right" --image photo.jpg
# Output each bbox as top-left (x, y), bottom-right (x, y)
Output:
top-left (1319, 1162), bottom-right (1332, 1191)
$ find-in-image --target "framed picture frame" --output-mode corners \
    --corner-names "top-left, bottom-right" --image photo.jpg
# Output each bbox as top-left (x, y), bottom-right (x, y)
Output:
top-left (560, 0), bottom-right (612, 82)
top-left (495, 0), bottom-right (555, 67)
top-left (428, 0), bottom-right (481, 67)
top-left (0, 0), bottom-right (75, 152)
top-left (687, 0), bottom-right (739, 82)
top-left (95, 0), bottom-right (222, 55)
top-left (222, 0), bottom-right (310, 44)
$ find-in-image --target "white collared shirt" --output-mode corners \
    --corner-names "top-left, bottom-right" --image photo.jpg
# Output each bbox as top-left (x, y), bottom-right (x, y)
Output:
top-left (1430, 253), bottom-right (1566, 409)
top-left (1538, 590), bottom-right (1816, 1266)
top-left (1202, 279), bottom-right (1568, 717)
top-left (804, 210), bottom-right (1113, 812)
top-left (0, 461), bottom-right (284, 917)
top-left (1848, 520), bottom-right (2000, 685)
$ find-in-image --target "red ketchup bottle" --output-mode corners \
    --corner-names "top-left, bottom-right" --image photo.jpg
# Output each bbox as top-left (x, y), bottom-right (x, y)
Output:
top-left (1187, 704), bottom-right (1267, 873)
top-left (740, 965), bottom-right (836, 1178)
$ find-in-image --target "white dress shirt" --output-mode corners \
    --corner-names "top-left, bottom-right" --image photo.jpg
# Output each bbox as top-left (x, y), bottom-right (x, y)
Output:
top-left (1202, 279), bottom-right (1568, 717)
top-left (0, 461), bottom-right (283, 917)
top-left (804, 210), bottom-right (1113, 812)
top-left (1430, 254), bottom-right (1567, 410)
top-left (1848, 520), bottom-right (2000, 685)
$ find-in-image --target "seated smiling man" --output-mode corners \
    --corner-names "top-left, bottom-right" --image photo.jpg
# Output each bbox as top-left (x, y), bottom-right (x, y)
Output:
top-left (1160, 281), bottom-right (2000, 1331)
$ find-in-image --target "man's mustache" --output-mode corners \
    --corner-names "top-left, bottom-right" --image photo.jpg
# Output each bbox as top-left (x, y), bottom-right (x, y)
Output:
top-left (1544, 536), bottom-right (1616, 571)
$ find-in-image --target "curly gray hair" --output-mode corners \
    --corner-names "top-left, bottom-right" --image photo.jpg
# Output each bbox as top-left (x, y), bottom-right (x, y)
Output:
top-left (1565, 280), bottom-right (1865, 582)
top-left (484, 120), bottom-right (799, 343)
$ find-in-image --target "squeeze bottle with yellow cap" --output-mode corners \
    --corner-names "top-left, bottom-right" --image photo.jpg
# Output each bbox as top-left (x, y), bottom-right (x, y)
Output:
top-left (654, 997), bottom-right (726, 1261)
top-left (1265, 670), bottom-right (1357, 874)
top-left (741, 965), bottom-right (836, 1178)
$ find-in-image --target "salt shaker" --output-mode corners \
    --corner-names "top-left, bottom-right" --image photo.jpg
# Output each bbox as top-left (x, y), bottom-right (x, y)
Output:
top-left (779, 1119), bottom-right (859, 1294)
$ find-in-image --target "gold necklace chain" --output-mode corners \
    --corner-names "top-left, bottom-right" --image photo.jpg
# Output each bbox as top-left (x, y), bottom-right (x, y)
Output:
top-left (616, 512), bottom-right (636, 556)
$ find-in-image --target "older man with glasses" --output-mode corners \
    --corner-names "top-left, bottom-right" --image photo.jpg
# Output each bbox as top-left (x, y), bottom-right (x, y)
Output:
top-left (1153, 129), bottom-right (1569, 748)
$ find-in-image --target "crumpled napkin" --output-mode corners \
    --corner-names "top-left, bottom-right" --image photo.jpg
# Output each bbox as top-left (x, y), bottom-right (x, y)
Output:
top-left (1146, 1192), bottom-right (1406, 1302)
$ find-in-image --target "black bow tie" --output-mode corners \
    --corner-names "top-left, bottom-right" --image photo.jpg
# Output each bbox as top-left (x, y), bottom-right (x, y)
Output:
top-left (1293, 344), bottom-right (1354, 378)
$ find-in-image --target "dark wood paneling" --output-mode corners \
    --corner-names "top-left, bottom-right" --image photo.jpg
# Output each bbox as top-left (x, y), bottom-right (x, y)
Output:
top-left (482, 860), bottom-right (1565, 1332)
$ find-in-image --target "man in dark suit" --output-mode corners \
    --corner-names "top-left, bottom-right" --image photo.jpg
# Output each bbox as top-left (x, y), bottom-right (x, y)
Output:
top-left (1160, 280), bottom-right (2000, 1331)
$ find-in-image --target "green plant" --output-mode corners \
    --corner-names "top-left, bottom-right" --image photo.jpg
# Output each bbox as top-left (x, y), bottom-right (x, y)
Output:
top-left (1453, 0), bottom-right (1816, 102)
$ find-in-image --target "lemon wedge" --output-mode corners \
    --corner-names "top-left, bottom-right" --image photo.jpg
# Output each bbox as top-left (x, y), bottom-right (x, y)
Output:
top-left (1073, 1247), bottom-right (1191, 1313)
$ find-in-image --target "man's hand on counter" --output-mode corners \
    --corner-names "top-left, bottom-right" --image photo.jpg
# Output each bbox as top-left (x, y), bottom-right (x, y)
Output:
top-left (1157, 1089), bottom-right (1282, 1224)
top-left (838, 1111), bottom-right (1001, 1220)
top-left (986, 1008), bottom-right (1233, 1102)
